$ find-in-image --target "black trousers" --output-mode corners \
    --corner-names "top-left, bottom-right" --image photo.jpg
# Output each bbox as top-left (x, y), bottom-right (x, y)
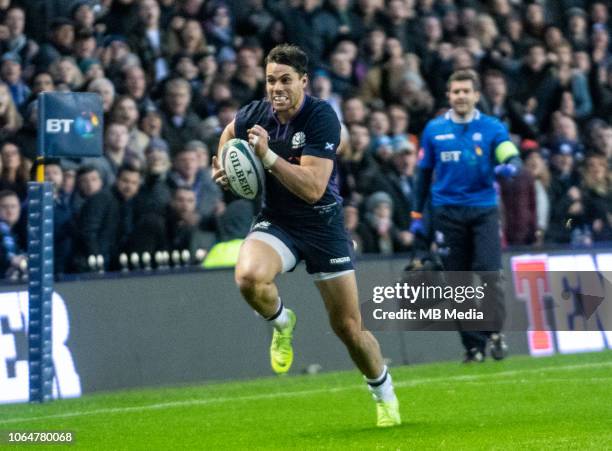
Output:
top-left (433, 205), bottom-right (506, 352)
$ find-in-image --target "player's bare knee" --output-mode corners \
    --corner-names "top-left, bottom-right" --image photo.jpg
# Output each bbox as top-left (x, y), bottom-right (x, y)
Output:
top-left (235, 271), bottom-right (257, 294)
top-left (236, 266), bottom-right (269, 295)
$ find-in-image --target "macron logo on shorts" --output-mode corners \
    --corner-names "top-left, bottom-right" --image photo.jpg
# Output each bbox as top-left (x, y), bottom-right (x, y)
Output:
top-left (330, 256), bottom-right (351, 264)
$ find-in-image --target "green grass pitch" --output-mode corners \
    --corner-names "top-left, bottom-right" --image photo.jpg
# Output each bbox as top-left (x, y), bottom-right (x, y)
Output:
top-left (1, 350), bottom-right (611, 450)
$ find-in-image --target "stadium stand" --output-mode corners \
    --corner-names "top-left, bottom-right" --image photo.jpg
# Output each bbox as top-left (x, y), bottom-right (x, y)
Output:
top-left (0, 0), bottom-right (609, 278)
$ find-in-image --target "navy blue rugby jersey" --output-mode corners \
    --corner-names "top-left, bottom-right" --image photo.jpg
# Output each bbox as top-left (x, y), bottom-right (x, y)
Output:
top-left (234, 95), bottom-right (342, 222)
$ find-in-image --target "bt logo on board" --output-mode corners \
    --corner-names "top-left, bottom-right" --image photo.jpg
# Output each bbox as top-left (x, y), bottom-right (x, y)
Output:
top-left (46, 112), bottom-right (100, 138)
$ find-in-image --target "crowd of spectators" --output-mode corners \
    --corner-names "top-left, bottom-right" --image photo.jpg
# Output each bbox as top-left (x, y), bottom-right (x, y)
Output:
top-left (0, 0), bottom-right (610, 278)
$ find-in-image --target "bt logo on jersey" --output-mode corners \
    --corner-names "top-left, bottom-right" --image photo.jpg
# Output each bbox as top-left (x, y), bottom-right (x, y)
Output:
top-left (440, 150), bottom-right (462, 162)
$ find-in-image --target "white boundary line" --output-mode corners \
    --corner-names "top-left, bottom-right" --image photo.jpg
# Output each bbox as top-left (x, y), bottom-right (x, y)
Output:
top-left (1, 360), bottom-right (611, 425)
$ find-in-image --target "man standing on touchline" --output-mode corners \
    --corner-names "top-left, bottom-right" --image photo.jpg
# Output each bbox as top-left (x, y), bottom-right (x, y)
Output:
top-left (410, 69), bottom-right (521, 363)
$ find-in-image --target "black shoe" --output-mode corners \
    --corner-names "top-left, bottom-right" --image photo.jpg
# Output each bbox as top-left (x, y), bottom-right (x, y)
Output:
top-left (462, 348), bottom-right (485, 363)
top-left (488, 333), bottom-right (508, 360)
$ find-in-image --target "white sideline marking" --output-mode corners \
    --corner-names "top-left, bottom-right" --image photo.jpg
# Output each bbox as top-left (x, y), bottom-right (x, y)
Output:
top-left (461, 376), bottom-right (612, 385)
top-left (1, 360), bottom-right (611, 425)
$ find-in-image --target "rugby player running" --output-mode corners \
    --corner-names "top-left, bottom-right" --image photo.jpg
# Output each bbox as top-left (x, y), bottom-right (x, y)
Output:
top-left (212, 44), bottom-right (400, 427)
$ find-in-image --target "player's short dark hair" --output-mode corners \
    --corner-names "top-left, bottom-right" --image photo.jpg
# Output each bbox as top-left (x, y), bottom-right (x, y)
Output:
top-left (265, 44), bottom-right (308, 76)
top-left (447, 69), bottom-right (481, 92)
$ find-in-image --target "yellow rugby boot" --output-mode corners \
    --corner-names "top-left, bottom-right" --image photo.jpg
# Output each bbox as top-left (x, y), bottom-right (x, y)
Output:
top-left (376, 398), bottom-right (401, 427)
top-left (270, 309), bottom-right (296, 374)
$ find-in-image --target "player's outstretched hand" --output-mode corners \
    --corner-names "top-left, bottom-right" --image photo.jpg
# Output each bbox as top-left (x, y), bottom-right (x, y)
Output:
top-left (247, 125), bottom-right (270, 159)
top-left (211, 156), bottom-right (229, 190)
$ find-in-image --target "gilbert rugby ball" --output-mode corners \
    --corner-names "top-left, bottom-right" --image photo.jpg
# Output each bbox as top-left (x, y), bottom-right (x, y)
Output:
top-left (221, 138), bottom-right (265, 200)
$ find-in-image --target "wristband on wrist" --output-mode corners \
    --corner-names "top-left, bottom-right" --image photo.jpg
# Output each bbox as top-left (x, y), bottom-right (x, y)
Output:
top-left (410, 211), bottom-right (423, 220)
top-left (261, 148), bottom-right (278, 169)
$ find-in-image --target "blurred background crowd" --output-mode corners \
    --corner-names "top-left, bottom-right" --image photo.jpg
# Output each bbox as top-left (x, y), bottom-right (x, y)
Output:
top-left (0, 0), bottom-right (609, 277)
